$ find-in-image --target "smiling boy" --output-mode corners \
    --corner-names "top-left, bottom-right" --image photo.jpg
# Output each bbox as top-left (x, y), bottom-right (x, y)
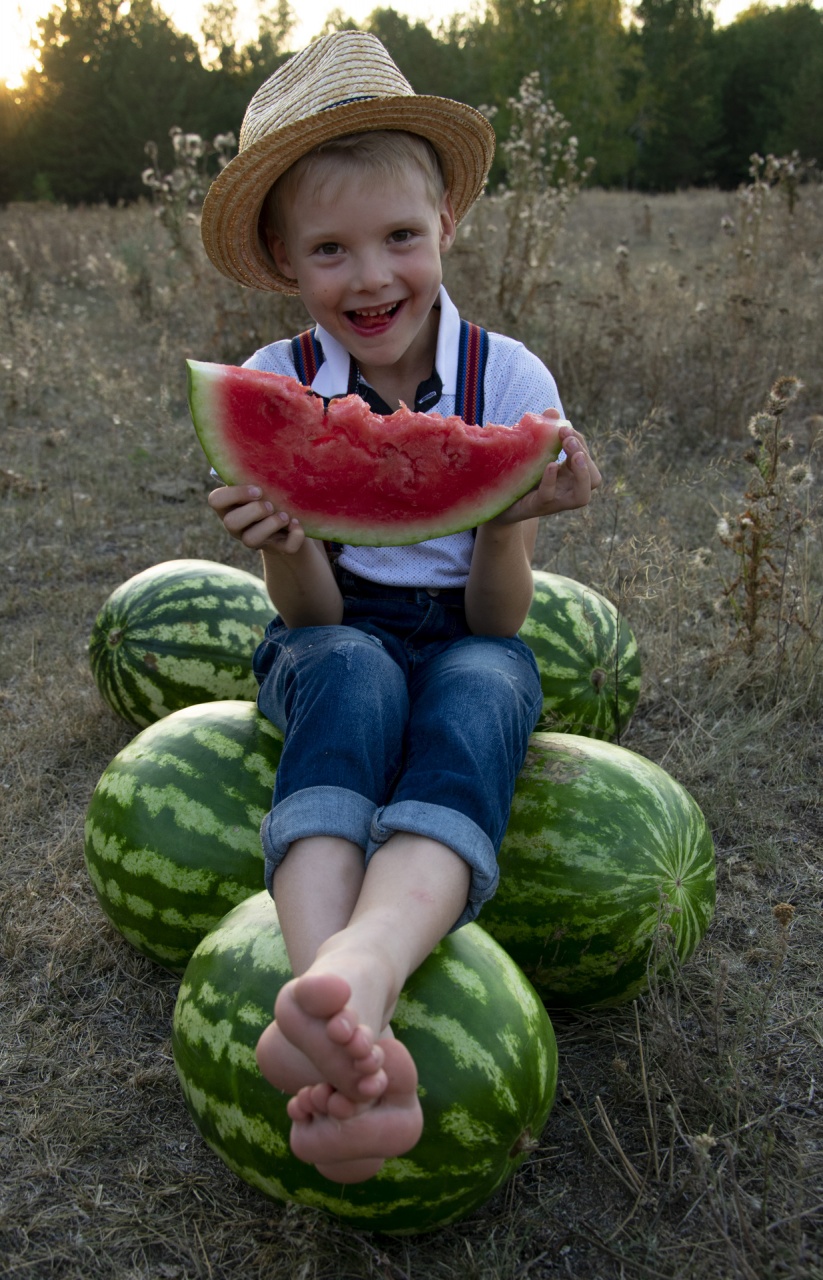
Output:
top-left (200, 31), bottom-right (600, 1185)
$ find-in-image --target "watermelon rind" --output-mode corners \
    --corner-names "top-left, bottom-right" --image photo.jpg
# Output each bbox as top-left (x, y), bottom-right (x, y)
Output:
top-left (172, 892), bottom-right (558, 1235)
top-left (187, 360), bottom-right (563, 546)
top-left (84, 700), bottom-right (282, 970)
top-left (483, 732), bottom-right (716, 1008)
top-left (88, 559), bottom-right (274, 728)
top-left (520, 572), bottom-right (642, 741)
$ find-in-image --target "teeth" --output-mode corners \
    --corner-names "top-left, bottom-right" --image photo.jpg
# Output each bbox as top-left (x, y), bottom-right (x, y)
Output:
top-left (354, 304), bottom-right (397, 317)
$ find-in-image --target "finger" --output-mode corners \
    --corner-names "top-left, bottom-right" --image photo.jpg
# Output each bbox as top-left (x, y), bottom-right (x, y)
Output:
top-left (569, 449), bottom-right (594, 500)
top-left (558, 425), bottom-right (592, 458)
top-left (208, 484), bottom-right (263, 513)
top-left (240, 513), bottom-right (298, 549)
top-left (280, 518), bottom-right (306, 553)
top-left (537, 461), bottom-right (560, 500)
top-left (222, 500), bottom-right (279, 537)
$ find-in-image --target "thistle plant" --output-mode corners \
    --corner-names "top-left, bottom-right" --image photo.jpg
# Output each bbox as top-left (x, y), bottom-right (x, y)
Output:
top-left (142, 127), bottom-right (236, 262)
top-left (494, 74), bottom-right (594, 326)
top-left (454, 74), bottom-right (594, 334)
top-left (715, 376), bottom-right (818, 671)
top-left (722, 151), bottom-right (819, 270)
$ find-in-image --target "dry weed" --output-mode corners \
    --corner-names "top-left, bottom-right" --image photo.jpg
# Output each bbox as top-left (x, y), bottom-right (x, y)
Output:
top-left (1, 192), bottom-right (821, 1280)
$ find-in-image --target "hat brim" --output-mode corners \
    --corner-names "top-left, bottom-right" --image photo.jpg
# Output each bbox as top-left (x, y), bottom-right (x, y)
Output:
top-left (200, 96), bottom-right (496, 294)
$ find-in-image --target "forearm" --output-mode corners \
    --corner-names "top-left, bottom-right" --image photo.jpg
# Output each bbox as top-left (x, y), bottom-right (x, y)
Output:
top-left (261, 539), bottom-right (344, 628)
top-left (464, 522), bottom-right (536, 636)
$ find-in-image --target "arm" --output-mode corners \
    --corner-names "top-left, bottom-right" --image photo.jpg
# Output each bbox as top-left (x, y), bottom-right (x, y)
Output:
top-left (465, 421), bottom-right (601, 636)
top-left (208, 485), bottom-right (343, 628)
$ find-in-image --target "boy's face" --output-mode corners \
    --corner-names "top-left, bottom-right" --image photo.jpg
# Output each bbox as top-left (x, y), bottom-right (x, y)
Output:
top-left (265, 164), bottom-right (456, 386)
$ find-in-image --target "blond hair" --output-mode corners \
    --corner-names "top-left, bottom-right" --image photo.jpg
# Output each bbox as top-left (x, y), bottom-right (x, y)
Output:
top-left (263, 131), bottom-right (446, 237)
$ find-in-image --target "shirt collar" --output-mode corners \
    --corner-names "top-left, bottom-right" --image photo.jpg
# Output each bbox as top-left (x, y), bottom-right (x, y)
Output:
top-left (309, 285), bottom-right (461, 401)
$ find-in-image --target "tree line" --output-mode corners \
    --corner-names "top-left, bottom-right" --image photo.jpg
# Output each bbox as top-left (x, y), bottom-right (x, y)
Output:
top-left (1, 0), bottom-right (821, 206)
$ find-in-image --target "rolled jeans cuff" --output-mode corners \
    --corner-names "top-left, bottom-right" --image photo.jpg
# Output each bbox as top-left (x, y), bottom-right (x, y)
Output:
top-left (261, 786), bottom-right (374, 895)
top-left (366, 800), bottom-right (499, 931)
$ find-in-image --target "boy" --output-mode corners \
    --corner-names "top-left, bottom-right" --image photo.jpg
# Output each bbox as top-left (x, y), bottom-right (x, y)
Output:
top-left (201, 31), bottom-right (600, 1185)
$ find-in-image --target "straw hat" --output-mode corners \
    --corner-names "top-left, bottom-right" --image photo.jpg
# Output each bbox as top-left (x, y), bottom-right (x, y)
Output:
top-left (200, 31), bottom-right (496, 294)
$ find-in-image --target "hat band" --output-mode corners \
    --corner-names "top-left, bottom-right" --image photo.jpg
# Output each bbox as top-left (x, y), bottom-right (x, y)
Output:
top-left (322, 94), bottom-right (379, 112)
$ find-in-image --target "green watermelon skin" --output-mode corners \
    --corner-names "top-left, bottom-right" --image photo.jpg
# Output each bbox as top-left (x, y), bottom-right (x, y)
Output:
top-left (482, 733), bottom-right (715, 1008)
top-left (520, 572), bottom-right (641, 741)
top-left (84, 701), bottom-right (282, 970)
top-left (172, 892), bottom-right (558, 1235)
top-left (187, 361), bottom-right (563, 547)
top-left (89, 559), bottom-right (274, 728)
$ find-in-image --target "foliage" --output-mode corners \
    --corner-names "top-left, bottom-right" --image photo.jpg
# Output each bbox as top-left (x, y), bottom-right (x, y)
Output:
top-left (141, 125), bottom-right (236, 261)
top-left (712, 2), bottom-right (823, 186)
top-left (17, 0), bottom-right (209, 204)
top-left (715, 377), bottom-right (820, 672)
top-left (1, 192), bottom-right (820, 1280)
top-left (630, 0), bottom-right (721, 189)
top-left (1, 0), bottom-right (822, 203)
top-left (495, 75), bottom-right (595, 323)
top-left (452, 74), bottom-right (595, 334)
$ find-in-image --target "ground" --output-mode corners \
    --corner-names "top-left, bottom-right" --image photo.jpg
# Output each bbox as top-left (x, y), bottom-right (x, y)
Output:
top-left (0, 184), bottom-right (821, 1279)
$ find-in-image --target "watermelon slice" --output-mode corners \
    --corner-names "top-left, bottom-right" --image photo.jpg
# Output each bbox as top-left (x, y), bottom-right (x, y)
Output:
top-left (187, 361), bottom-right (564, 546)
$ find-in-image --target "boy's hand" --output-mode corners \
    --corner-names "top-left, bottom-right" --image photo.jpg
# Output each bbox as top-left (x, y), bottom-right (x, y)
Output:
top-left (490, 419), bottom-right (601, 525)
top-left (208, 484), bottom-right (306, 553)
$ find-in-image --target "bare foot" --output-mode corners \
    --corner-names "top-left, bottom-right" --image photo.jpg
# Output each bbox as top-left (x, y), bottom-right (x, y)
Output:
top-left (260, 971), bottom-right (387, 1103)
top-left (286, 1039), bottom-right (423, 1182)
top-left (255, 1023), bottom-right (325, 1095)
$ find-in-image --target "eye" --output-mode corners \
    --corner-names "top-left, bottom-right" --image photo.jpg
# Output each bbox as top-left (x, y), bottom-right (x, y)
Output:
top-left (389, 229), bottom-right (415, 244)
top-left (315, 242), bottom-right (341, 256)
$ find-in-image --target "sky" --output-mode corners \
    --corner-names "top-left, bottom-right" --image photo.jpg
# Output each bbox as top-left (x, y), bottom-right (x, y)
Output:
top-left (0, 0), bottom-right (788, 89)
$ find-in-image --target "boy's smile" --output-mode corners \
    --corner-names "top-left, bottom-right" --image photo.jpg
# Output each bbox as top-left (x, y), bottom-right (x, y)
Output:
top-left (266, 168), bottom-right (456, 404)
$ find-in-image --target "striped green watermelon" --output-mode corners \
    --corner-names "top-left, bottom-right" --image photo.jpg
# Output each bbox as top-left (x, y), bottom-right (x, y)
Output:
top-left (481, 733), bottom-right (715, 1008)
top-left (187, 362), bottom-right (563, 546)
top-left (172, 891), bottom-right (557, 1234)
top-left (520, 572), bottom-right (641, 741)
top-left (89, 559), bottom-right (274, 727)
top-left (84, 700), bottom-right (282, 969)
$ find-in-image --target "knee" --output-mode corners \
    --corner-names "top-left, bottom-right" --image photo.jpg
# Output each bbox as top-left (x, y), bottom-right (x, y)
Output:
top-left (292, 626), bottom-right (406, 707)
top-left (446, 638), bottom-right (540, 698)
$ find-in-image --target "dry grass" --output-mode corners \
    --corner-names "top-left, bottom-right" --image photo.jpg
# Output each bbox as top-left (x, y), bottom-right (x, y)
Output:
top-left (1, 188), bottom-right (821, 1279)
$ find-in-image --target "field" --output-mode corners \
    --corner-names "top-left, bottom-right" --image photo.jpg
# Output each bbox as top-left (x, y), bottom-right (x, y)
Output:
top-left (1, 179), bottom-right (821, 1279)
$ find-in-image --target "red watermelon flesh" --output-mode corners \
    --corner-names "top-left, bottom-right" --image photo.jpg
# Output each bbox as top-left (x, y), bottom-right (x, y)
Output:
top-left (187, 361), bottom-right (564, 546)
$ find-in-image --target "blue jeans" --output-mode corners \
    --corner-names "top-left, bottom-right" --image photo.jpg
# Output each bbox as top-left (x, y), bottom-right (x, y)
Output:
top-left (252, 571), bottom-right (543, 929)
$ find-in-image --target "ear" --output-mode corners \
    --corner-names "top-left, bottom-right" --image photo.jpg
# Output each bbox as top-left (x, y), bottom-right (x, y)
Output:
top-left (438, 192), bottom-right (457, 254)
top-left (264, 226), bottom-right (298, 281)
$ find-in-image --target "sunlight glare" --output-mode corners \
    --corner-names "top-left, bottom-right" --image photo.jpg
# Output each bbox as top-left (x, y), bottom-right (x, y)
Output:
top-left (1, 0), bottom-right (765, 92)
top-left (0, 1), bottom-right (43, 88)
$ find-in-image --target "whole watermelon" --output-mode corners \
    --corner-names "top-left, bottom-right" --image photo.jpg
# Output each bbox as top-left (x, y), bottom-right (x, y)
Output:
top-left (84, 700), bottom-right (282, 970)
top-left (88, 559), bottom-right (274, 727)
top-left (520, 572), bottom-right (641, 741)
top-left (482, 732), bottom-right (716, 1007)
top-left (172, 892), bottom-right (558, 1235)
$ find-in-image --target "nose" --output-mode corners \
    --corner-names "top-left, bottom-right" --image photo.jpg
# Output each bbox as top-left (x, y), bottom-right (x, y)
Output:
top-left (349, 248), bottom-right (393, 294)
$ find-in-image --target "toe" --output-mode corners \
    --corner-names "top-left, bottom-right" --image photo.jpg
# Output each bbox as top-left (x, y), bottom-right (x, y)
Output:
top-left (292, 973), bottom-right (352, 1019)
top-left (315, 1156), bottom-right (386, 1183)
top-left (286, 1088), bottom-right (315, 1123)
top-left (355, 1067), bottom-right (388, 1100)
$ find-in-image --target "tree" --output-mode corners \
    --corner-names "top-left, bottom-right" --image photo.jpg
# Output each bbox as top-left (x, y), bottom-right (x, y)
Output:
top-left (712, 3), bottom-right (823, 185)
top-left (631, 0), bottom-right (721, 188)
top-left (364, 8), bottom-right (456, 98)
top-left (18, 0), bottom-right (209, 203)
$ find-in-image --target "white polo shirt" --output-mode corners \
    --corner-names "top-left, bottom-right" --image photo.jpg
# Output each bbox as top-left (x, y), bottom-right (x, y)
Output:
top-left (243, 287), bottom-right (564, 587)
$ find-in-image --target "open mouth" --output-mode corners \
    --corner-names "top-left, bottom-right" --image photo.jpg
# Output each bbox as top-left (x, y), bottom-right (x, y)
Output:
top-left (346, 301), bottom-right (404, 331)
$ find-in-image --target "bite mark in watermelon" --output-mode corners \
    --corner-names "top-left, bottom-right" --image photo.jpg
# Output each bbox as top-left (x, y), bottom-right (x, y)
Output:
top-left (187, 361), bottom-right (564, 546)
